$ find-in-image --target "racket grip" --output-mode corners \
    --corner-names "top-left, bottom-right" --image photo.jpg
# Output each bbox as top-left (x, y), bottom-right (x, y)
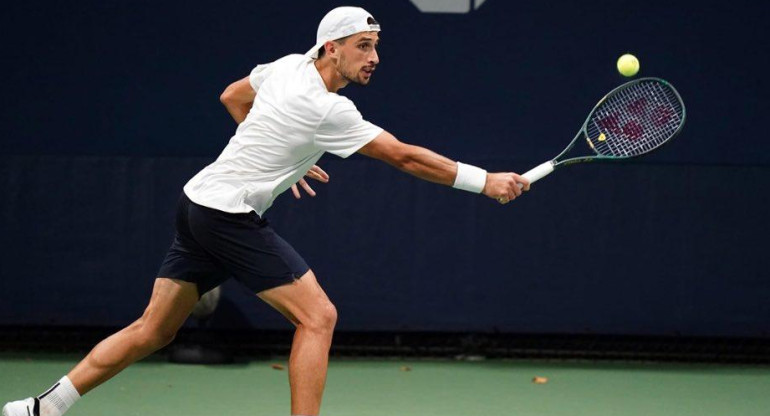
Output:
top-left (521, 161), bottom-right (555, 186)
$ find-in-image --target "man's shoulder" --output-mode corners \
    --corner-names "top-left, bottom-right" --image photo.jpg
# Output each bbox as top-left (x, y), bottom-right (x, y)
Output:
top-left (325, 94), bottom-right (357, 111)
top-left (296, 92), bottom-right (355, 120)
top-left (265, 53), bottom-right (310, 69)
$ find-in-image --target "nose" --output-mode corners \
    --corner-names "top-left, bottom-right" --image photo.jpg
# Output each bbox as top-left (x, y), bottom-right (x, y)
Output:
top-left (370, 48), bottom-right (379, 65)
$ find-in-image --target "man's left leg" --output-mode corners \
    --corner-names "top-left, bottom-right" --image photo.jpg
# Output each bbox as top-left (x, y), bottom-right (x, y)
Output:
top-left (2, 277), bottom-right (200, 416)
top-left (258, 270), bottom-right (337, 416)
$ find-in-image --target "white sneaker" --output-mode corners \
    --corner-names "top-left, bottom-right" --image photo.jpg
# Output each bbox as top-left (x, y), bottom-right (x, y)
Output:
top-left (2, 398), bottom-right (39, 416)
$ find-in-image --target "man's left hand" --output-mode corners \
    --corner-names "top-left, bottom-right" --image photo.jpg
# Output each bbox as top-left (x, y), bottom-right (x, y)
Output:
top-left (291, 165), bottom-right (329, 199)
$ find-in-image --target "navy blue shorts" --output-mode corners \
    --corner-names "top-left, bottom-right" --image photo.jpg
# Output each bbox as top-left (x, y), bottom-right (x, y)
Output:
top-left (157, 193), bottom-right (309, 296)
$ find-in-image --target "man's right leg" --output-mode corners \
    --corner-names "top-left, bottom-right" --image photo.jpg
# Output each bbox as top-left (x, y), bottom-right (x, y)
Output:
top-left (3, 277), bottom-right (199, 416)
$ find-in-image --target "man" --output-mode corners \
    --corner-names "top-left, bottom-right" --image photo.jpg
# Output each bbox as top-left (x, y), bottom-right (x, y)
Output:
top-left (3, 6), bottom-right (528, 416)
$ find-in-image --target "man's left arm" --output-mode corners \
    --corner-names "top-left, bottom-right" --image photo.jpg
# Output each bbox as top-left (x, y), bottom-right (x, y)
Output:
top-left (219, 75), bottom-right (326, 199)
top-left (219, 76), bottom-right (256, 124)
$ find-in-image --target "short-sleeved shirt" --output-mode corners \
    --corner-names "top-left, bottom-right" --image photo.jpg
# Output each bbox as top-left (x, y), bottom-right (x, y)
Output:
top-left (184, 54), bottom-right (383, 216)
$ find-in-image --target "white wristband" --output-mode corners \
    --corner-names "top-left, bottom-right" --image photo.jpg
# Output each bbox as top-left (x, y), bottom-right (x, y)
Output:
top-left (452, 162), bottom-right (487, 193)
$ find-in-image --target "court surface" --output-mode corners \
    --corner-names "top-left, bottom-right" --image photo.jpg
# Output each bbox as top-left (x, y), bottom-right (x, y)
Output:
top-left (2, 353), bottom-right (768, 415)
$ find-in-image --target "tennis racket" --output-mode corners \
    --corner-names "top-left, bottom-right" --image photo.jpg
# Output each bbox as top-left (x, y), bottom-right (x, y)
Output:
top-left (521, 77), bottom-right (686, 186)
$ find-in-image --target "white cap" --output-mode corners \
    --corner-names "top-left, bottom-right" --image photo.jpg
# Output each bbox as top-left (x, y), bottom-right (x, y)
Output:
top-left (305, 6), bottom-right (381, 59)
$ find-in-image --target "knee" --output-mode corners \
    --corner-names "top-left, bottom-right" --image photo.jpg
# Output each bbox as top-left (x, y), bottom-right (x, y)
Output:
top-left (302, 302), bottom-right (338, 335)
top-left (133, 319), bottom-right (178, 351)
top-left (141, 327), bottom-right (177, 351)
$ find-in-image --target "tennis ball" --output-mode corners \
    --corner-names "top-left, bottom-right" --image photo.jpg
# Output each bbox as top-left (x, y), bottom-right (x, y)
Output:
top-left (617, 53), bottom-right (640, 77)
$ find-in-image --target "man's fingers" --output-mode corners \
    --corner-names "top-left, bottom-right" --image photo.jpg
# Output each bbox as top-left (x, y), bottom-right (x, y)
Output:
top-left (311, 165), bottom-right (329, 179)
top-left (516, 175), bottom-right (531, 191)
top-left (299, 178), bottom-right (316, 197)
top-left (511, 176), bottom-right (522, 197)
top-left (487, 172), bottom-right (529, 205)
top-left (307, 165), bottom-right (329, 182)
top-left (292, 175), bottom-right (322, 200)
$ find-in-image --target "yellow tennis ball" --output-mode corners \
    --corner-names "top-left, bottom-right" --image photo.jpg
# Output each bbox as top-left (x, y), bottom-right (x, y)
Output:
top-left (617, 53), bottom-right (640, 77)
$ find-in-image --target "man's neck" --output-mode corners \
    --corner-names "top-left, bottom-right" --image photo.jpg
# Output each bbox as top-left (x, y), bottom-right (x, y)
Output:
top-left (314, 59), bottom-right (349, 93)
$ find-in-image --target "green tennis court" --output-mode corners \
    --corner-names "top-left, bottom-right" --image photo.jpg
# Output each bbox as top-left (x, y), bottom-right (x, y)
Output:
top-left (3, 353), bottom-right (768, 415)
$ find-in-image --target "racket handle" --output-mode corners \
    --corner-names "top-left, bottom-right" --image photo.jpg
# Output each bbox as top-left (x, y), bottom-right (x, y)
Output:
top-left (521, 161), bottom-right (555, 186)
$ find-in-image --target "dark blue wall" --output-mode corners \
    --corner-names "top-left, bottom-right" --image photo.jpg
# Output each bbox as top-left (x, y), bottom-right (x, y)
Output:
top-left (1, 0), bottom-right (768, 336)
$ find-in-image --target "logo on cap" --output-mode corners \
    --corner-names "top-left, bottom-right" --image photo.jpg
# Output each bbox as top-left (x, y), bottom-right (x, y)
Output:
top-left (410, 0), bottom-right (488, 13)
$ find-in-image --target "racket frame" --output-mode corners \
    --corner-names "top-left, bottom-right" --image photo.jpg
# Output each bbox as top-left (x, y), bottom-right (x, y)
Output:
top-left (522, 77), bottom-right (686, 185)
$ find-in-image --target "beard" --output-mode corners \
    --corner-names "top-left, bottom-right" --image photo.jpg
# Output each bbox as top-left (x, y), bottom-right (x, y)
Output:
top-left (337, 56), bottom-right (372, 86)
top-left (340, 67), bottom-right (371, 86)
top-left (344, 72), bottom-right (370, 86)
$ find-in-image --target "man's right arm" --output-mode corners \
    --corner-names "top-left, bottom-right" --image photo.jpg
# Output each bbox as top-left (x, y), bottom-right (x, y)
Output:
top-left (358, 131), bottom-right (529, 203)
top-left (219, 76), bottom-right (256, 124)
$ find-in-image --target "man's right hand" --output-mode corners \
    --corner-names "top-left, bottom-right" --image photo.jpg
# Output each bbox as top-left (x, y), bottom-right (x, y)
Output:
top-left (482, 173), bottom-right (530, 204)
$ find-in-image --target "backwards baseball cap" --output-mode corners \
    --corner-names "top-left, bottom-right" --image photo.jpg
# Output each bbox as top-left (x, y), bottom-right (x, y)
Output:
top-left (305, 6), bottom-right (381, 59)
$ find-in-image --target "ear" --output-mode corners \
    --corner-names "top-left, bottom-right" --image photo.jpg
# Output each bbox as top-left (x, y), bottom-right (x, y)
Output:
top-left (324, 41), bottom-right (338, 57)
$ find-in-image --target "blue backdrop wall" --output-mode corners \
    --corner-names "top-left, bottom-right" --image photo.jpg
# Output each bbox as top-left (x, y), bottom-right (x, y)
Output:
top-left (1, 0), bottom-right (768, 336)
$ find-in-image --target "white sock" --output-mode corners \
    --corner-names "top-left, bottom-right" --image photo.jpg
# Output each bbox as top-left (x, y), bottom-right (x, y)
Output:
top-left (37, 376), bottom-right (81, 416)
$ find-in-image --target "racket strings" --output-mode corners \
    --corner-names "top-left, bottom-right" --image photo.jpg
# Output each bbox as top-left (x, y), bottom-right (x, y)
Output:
top-left (587, 80), bottom-right (684, 158)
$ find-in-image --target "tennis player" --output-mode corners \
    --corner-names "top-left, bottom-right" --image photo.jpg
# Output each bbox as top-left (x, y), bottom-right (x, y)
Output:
top-left (3, 6), bottom-right (528, 416)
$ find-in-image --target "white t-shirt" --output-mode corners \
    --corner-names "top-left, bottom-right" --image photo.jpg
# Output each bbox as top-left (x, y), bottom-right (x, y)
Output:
top-left (184, 54), bottom-right (384, 216)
